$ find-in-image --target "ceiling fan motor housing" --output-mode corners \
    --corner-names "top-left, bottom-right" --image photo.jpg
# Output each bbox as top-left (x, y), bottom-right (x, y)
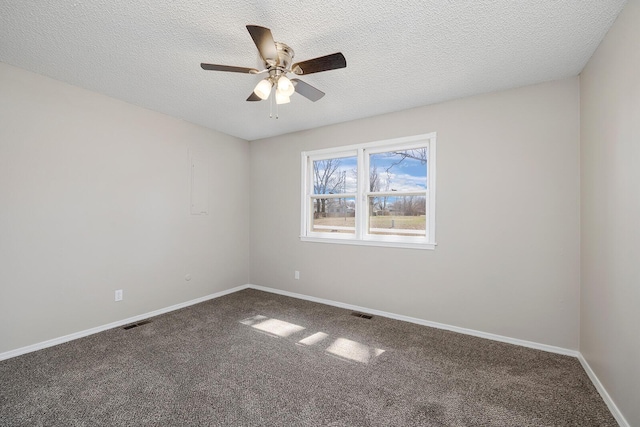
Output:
top-left (275, 42), bottom-right (294, 71)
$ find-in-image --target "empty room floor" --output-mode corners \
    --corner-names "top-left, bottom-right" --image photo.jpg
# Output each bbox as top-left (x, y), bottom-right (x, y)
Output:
top-left (0, 289), bottom-right (615, 426)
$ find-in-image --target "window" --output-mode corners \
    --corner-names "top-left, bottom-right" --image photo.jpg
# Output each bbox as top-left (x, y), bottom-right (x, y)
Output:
top-left (300, 133), bottom-right (436, 249)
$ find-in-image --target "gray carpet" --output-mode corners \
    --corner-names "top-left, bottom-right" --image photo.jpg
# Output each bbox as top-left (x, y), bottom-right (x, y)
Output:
top-left (0, 289), bottom-right (617, 426)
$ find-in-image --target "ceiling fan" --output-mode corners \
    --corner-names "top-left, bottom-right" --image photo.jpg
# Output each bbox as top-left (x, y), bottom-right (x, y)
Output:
top-left (200, 25), bottom-right (346, 106)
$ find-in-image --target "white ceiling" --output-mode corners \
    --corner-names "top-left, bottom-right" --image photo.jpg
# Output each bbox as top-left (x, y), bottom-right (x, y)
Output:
top-left (0, 1), bottom-right (627, 141)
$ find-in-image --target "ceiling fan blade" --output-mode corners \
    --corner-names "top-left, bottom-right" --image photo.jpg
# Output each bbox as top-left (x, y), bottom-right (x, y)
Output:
top-left (246, 92), bottom-right (262, 101)
top-left (291, 79), bottom-right (325, 102)
top-left (246, 25), bottom-right (278, 66)
top-left (201, 63), bottom-right (259, 74)
top-left (292, 52), bottom-right (346, 75)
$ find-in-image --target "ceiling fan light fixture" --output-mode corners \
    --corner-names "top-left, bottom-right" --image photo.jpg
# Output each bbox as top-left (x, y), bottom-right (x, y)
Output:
top-left (277, 75), bottom-right (295, 97)
top-left (200, 25), bottom-right (346, 112)
top-left (253, 78), bottom-right (273, 100)
top-left (275, 90), bottom-right (290, 105)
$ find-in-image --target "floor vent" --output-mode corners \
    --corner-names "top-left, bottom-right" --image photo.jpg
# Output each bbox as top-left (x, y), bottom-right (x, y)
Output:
top-left (123, 320), bottom-right (151, 330)
top-left (351, 312), bottom-right (373, 319)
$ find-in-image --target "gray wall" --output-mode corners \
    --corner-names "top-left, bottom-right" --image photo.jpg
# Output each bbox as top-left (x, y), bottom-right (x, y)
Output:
top-left (0, 63), bottom-right (250, 353)
top-left (580, 1), bottom-right (640, 425)
top-left (250, 77), bottom-right (581, 350)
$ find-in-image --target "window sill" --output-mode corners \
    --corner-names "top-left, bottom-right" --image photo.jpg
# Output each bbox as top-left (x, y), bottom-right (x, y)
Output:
top-left (300, 236), bottom-right (436, 250)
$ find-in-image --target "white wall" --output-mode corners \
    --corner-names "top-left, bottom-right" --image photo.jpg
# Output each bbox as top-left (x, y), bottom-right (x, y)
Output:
top-left (250, 77), bottom-right (581, 349)
top-left (580, 1), bottom-right (640, 425)
top-left (0, 63), bottom-right (250, 353)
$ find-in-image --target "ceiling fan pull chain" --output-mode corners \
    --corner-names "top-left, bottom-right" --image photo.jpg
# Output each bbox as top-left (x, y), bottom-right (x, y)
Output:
top-left (269, 91), bottom-right (273, 119)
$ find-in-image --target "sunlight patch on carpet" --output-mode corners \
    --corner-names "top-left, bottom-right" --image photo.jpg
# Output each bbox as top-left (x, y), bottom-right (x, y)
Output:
top-left (250, 318), bottom-right (306, 337)
top-left (239, 315), bottom-right (268, 326)
top-left (297, 332), bottom-right (329, 346)
top-left (326, 338), bottom-right (386, 364)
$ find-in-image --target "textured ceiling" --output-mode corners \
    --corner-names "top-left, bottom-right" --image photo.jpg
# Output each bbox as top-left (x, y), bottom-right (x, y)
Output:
top-left (0, 0), bottom-right (627, 141)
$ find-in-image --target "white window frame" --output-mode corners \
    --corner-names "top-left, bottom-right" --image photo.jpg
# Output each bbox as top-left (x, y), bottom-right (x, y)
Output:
top-left (300, 133), bottom-right (437, 250)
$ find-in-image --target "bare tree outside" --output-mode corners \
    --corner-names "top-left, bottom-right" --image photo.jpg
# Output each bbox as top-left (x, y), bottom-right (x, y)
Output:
top-left (369, 165), bottom-right (392, 215)
top-left (369, 164), bottom-right (380, 215)
top-left (313, 158), bottom-right (346, 218)
top-left (392, 195), bottom-right (427, 216)
top-left (385, 148), bottom-right (427, 173)
top-left (369, 148), bottom-right (427, 215)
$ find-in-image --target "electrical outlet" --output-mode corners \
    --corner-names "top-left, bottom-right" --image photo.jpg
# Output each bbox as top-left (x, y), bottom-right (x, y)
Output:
top-left (114, 289), bottom-right (123, 302)
top-left (294, 271), bottom-right (300, 280)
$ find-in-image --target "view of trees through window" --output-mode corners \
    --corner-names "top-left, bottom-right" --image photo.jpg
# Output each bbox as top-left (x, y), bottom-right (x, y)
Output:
top-left (312, 156), bottom-right (357, 234)
top-left (312, 148), bottom-right (428, 236)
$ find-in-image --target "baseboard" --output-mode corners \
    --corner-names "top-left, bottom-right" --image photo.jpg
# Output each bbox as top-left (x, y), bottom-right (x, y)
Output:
top-left (247, 284), bottom-right (579, 357)
top-left (0, 284), bottom-right (250, 361)
top-left (2, 283), bottom-right (578, 360)
top-left (1, 283), bottom-right (627, 425)
top-left (247, 284), bottom-right (631, 425)
top-left (577, 354), bottom-right (630, 427)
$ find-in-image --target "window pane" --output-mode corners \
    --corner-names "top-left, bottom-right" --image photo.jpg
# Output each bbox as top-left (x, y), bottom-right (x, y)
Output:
top-left (368, 196), bottom-right (426, 237)
top-left (313, 156), bottom-right (357, 194)
top-left (369, 148), bottom-right (427, 192)
top-left (312, 197), bottom-right (356, 234)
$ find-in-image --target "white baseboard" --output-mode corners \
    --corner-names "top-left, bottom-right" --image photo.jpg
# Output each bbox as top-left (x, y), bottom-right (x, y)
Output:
top-left (247, 284), bottom-right (579, 357)
top-left (577, 354), bottom-right (630, 427)
top-left (248, 284), bottom-right (634, 425)
top-left (248, 284), bottom-right (630, 424)
top-left (0, 284), bottom-right (250, 362)
top-left (1, 283), bottom-right (627, 426)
